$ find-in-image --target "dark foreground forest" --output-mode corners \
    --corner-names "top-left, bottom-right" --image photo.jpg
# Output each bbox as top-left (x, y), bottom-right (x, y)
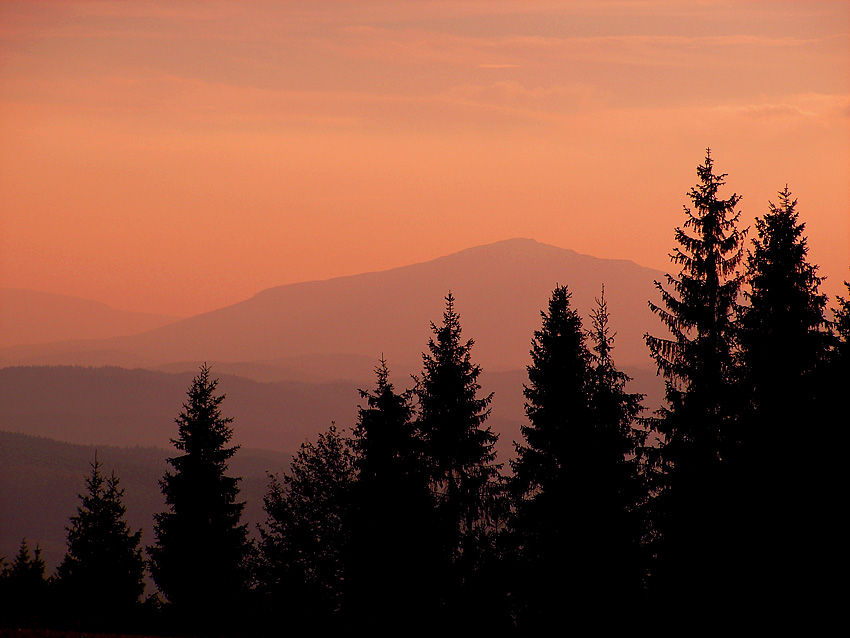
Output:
top-left (2, 151), bottom-right (847, 634)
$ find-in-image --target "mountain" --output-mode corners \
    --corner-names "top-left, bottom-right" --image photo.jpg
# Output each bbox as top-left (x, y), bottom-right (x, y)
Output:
top-left (0, 431), bottom-right (289, 575)
top-left (0, 366), bottom-right (361, 454)
top-left (0, 239), bottom-right (667, 371)
top-left (0, 362), bottom-right (663, 468)
top-left (0, 288), bottom-right (180, 349)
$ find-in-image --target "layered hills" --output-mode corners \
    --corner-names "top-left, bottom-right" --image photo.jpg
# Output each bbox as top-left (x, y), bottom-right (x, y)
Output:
top-left (1, 239), bottom-right (670, 568)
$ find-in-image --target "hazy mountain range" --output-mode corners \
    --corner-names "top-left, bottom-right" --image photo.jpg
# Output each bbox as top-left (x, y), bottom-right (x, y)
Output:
top-left (0, 238), bottom-right (666, 371)
top-left (1, 238), bottom-right (669, 569)
top-left (0, 288), bottom-right (179, 349)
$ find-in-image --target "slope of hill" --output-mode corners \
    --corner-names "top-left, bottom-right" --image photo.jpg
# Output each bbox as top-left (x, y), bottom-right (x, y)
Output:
top-left (0, 362), bottom-right (662, 472)
top-left (0, 239), bottom-right (666, 371)
top-left (1, 364), bottom-right (661, 572)
top-left (0, 431), bottom-right (289, 575)
top-left (0, 289), bottom-right (180, 349)
top-left (0, 366), bottom-right (361, 453)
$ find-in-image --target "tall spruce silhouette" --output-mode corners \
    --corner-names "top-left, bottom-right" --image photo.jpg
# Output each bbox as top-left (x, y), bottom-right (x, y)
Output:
top-left (585, 288), bottom-right (648, 600)
top-left (259, 424), bottom-right (356, 631)
top-left (54, 457), bottom-right (145, 631)
top-left (644, 149), bottom-right (746, 608)
top-left (734, 187), bottom-right (833, 611)
top-left (415, 292), bottom-right (500, 620)
top-left (149, 364), bottom-right (250, 628)
top-left (740, 186), bottom-right (830, 427)
top-left (347, 358), bottom-right (436, 625)
top-left (511, 285), bottom-right (591, 628)
top-left (511, 285), bottom-right (645, 627)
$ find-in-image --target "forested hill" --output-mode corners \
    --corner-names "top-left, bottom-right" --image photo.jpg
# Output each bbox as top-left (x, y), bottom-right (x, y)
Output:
top-left (0, 366), bottom-right (362, 452)
top-left (0, 364), bottom-right (663, 462)
top-left (0, 431), bottom-right (289, 575)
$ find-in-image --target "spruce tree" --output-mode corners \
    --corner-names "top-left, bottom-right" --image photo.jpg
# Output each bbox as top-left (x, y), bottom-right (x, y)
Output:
top-left (644, 149), bottom-right (746, 608)
top-left (259, 424), bottom-right (356, 630)
top-left (353, 358), bottom-right (421, 490)
top-left (834, 281), bottom-right (850, 365)
top-left (54, 457), bottom-right (145, 630)
top-left (513, 285), bottom-right (591, 507)
top-left (585, 287), bottom-right (648, 599)
top-left (740, 186), bottom-right (830, 428)
top-left (511, 286), bottom-right (646, 627)
top-left (735, 187), bottom-right (834, 612)
top-left (149, 364), bottom-right (250, 627)
top-left (347, 359), bottom-right (436, 626)
top-left (1, 539), bottom-right (47, 627)
top-left (510, 285), bottom-right (591, 628)
top-left (415, 292), bottom-right (500, 619)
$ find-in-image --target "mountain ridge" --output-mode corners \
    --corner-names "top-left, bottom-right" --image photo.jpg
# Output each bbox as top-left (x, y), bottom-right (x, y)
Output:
top-left (0, 288), bottom-right (181, 349)
top-left (0, 239), bottom-right (667, 370)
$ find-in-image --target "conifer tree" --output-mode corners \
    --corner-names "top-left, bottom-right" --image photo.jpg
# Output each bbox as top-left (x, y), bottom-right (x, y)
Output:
top-left (347, 359), bottom-right (436, 626)
top-left (587, 288), bottom-right (647, 468)
top-left (259, 424), bottom-right (356, 630)
top-left (511, 286), bottom-right (646, 626)
top-left (415, 292), bottom-right (500, 616)
top-left (834, 281), bottom-right (850, 365)
top-left (735, 188), bottom-right (834, 612)
top-left (740, 186), bottom-right (830, 428)
top-left (513, 285), bottom-right (590, 507)
top-left (644, 149), bottom-right (746, 606)
top-left (149, 364), bottom-right (250, 627)
top-left (54, 457), bottom-right (145, 630)
top-left (0, 539), bottom-right (47, 627)
top-left (585, 288), bottom-right (648, 596)
top-left (353, 359), bottom-right (420, 486)
top-left (510, 285), bottom-right (591, 627)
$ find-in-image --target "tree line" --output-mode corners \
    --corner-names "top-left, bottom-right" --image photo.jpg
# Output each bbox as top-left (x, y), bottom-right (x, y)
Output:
top-left (2, 150), bottom-right (847, 634)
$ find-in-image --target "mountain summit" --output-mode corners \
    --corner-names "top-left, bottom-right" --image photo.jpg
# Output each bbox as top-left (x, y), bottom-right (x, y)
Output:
top-left (0, 239), bottom-right (664, 371)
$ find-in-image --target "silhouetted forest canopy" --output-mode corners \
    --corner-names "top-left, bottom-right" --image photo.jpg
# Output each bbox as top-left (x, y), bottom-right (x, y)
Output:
top-left (2, 151), bottom-right (847, 634)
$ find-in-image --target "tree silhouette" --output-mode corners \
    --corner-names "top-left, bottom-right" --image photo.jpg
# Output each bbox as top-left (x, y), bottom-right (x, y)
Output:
top-left (834, 281), bottom-right (850, 364)
top-left (54, 457), bottom-right (145, 631)
top-left (259, 423), bottom-right (356, 630)
top-left (347, 358), bottom-right (436, 625)
top-left (644, 149), bottom-right (746, 608)
top-left (740, 186), bottom-right (830, 425)
top-left (0, 539), bottom-right (47, 628)
top-left (510, 285), bottom-right (591, 627)
top-left (415, 292), bottom-right (500, 622)
top-left (734, 187), bottom-right (834, 612)
top-left (585, 287), bottom-right (648, 602)
top-left (511, 285), bottom-right (646, 627)
top-left (149, 364), bottom-right (250, 629)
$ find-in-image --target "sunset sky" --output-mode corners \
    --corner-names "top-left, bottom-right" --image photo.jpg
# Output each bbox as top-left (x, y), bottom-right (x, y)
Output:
top-left (1, 1), bottom-right (848, 317)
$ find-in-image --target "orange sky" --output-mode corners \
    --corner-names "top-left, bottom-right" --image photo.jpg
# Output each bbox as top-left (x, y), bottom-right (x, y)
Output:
top-left (1, 1), bottom-right (848, 317)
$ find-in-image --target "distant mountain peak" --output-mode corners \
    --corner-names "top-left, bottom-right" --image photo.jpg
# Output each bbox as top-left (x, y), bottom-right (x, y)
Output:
top-left (1, 239), bottom-right (666, 371)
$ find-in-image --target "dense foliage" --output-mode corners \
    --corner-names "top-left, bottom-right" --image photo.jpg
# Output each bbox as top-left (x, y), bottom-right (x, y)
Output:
top-left (258, 423), bottom-right (356, 630)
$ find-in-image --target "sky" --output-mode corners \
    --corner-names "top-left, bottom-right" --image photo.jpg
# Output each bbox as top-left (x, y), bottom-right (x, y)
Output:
top-left (1, 0), bottom-right (848, 317)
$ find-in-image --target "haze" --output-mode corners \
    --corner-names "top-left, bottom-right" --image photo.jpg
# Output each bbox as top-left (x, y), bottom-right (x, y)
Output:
top-left (1, 1), bottom-right (848, 318)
